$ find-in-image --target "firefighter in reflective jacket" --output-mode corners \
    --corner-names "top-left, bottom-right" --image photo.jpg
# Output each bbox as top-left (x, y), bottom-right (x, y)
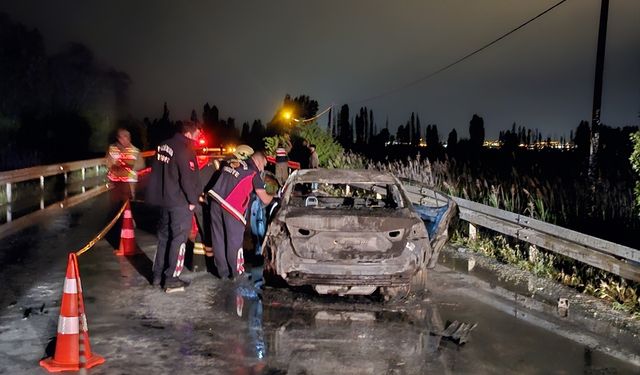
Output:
top-left (207, 151), bottom-right (273, 279)
top-left (106, 128), bottom-right (144, 202)
top-left (146, 122), bottom-right (201, 291)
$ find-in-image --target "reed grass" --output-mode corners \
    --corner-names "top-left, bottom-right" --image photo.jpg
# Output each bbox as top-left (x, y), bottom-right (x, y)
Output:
top-left (341, 152), bottom-right (640, 316)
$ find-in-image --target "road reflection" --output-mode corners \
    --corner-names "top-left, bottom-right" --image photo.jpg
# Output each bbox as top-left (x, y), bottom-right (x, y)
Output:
top-left (224, 282), bottom-right (448, 375)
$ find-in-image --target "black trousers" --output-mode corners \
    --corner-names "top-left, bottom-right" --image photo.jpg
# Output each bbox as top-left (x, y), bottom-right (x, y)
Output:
top-left (153, 205), bottom-right (192, 283)
top-left (210, 201), bottom-right (246, 278)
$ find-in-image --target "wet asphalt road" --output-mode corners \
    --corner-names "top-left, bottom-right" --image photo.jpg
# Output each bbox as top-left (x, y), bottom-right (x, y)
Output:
top-left (0, 193), bottom-right (639, 374)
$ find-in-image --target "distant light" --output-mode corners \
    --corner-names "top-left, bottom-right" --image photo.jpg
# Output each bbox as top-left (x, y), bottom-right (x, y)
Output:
top-left (282, 111), bottom-right (292, 120)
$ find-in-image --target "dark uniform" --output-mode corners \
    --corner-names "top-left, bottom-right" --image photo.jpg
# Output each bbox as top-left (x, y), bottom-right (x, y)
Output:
top-left (146, 133), bottom-right (200, 286)
top-left (207, 158), bottom-right (265, 278)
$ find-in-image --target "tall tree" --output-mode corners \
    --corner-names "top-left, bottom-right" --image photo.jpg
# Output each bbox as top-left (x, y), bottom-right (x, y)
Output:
top-left (369, 110), bottom-right (374, 144)
top-left (249, 119), bottom-right (264, 144)
top-left (574, 120), bottom-right (591, 154)
top-left (447, 129), bottom-right (458, 149)
top-left (416, 115), bottom-right (422, 145)
top-left (426, 124), bottom-right (440, 148)
top-left (338, 104), bottom-right (351, 147)
top-left (469, 114), bottom-right (485, 149)
top-left (355, 107), bottom-right (365, 145)
top-left (410, 112), bottom-right (415, 145)
top-left (240, 121), bottom-right (250, 143)
top-left (396, 125), bottom-right (405, 144)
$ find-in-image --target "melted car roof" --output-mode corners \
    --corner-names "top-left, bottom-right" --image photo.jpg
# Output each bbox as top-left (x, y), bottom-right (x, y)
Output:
top-left (291, 169), bottom-right (399, 184)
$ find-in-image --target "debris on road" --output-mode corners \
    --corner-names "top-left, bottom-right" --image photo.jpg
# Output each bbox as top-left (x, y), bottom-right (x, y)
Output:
top-left (558, 298), bottom-right (570, 318)
top-left (440, 320), bottom-right (477, 345)
top-left (21, 303), bottom-right (46, 320)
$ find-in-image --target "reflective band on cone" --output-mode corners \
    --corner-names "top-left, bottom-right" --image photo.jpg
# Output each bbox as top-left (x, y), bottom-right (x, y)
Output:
top-left (57, 316), bottom-right (79, 335)
top-left (120, 229), bottom-right (135, 238)
top-left (63, 278), bottom-right (77, 294)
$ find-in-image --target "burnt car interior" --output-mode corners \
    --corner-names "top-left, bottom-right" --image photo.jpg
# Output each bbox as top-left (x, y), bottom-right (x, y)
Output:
top-left (289, 182), bottom-right (406, 210)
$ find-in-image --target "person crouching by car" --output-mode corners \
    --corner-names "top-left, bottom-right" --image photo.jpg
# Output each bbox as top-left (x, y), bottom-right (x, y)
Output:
top-left (207, 151), bottom-right (273, 280)
top-left (200, 145), bottom-right (254, 270)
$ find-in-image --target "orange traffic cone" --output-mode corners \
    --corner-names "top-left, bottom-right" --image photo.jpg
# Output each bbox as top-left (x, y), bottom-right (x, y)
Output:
top-left (114, 200), bottom-right (139, 256)
top-left (40, 253), bottom-right (105, 372)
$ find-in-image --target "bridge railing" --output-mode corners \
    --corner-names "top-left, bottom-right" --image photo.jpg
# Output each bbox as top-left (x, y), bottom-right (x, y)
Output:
top-left (0, 158), bottom-right (107, 203)
top-left (401, 178), bottom-right (640, 282)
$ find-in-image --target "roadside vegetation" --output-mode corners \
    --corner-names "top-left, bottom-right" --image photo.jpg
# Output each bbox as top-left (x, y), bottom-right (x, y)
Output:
top-left (451, 230), bottom-right (640, 317)
top-left (316, 140), bottom-right (640, 317)
top-left (631, 130), bottom-right (640, 214)
top-left (369, 154), bottom-right (640, 317)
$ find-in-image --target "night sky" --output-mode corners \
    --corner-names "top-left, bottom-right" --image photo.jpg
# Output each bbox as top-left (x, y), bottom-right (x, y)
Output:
top-left (2, 0), bottom-right (638, 139)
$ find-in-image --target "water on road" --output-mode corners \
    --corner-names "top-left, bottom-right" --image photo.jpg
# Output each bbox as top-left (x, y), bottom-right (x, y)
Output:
top-left (0, 194), bottom-right (638, 374)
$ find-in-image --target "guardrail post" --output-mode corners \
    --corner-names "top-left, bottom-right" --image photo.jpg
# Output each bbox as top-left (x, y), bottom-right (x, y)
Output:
top-left (529, 245), bottom-right (539, 264)
top-left (40, 176), bottom-right (45, 190)
top-left (5, 182), bottom-right (11, 203)
top-left (81, 168), bottom-right (86, 181)
top-left (6, 205), bottom-right (10, 223)
top-left (469, 223), bottom-right (478, 241)
top-left (64, 172), bottom-right (68, 184)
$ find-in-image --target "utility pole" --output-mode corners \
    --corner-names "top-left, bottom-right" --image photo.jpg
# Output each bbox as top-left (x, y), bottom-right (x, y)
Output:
top-left (588, 0), bottom-right (609, 186)
top-left (588, 0), bottom-right (609, 216)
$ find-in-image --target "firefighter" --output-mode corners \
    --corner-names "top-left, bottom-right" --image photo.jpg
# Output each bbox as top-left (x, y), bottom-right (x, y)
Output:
top-left (207, 151), bottom-right (273, 280)
top-left (106, 128), bottom-right (144, 202)
top-left (200, 144), bottom-right (254, 266)
top-left (146, 121), bottom-right (201, 292)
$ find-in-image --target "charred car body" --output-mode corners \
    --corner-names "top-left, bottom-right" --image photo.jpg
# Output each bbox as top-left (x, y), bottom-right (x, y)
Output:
top-left (263, 169), bottom-right (455, 299)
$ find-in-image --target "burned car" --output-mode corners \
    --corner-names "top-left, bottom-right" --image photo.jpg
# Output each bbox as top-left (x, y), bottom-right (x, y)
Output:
top-left (263, 169), bottom-right (455, 300)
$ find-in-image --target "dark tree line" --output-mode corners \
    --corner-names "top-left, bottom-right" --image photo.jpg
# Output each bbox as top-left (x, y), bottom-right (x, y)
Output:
top-left (144, 102), bottom-right (261, 150)
top-left (0, 12), bottom-right (130, 170)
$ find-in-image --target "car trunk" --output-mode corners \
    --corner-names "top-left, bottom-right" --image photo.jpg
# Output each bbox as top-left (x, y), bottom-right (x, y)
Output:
top-left (283, 209), bottom-right (416, 261)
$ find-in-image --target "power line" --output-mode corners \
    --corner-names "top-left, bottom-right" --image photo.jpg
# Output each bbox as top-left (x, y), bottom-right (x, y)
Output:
top-left (295, 104), bottom-right (334, 123)
top-left (351, 0), bottom-right (569, 105)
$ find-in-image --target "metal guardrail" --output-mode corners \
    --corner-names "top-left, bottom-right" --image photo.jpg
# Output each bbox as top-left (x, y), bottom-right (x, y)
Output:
top-left (5, 156), bottom-right (638, 282)
top-left (0, 158), bottom-right (106, 203)
top-left (401, 178), bottom-right (640, 282)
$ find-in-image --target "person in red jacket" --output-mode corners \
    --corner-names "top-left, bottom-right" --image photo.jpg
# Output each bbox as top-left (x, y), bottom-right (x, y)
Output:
top-left (146, 121), bottom-right (201, 292)
top-left (207, 151), bottom-right (273, 280)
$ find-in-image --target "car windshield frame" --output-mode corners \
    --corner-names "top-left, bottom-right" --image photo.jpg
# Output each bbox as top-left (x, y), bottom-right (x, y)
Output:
top-left (285, 181), bottom-right (406, 210)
